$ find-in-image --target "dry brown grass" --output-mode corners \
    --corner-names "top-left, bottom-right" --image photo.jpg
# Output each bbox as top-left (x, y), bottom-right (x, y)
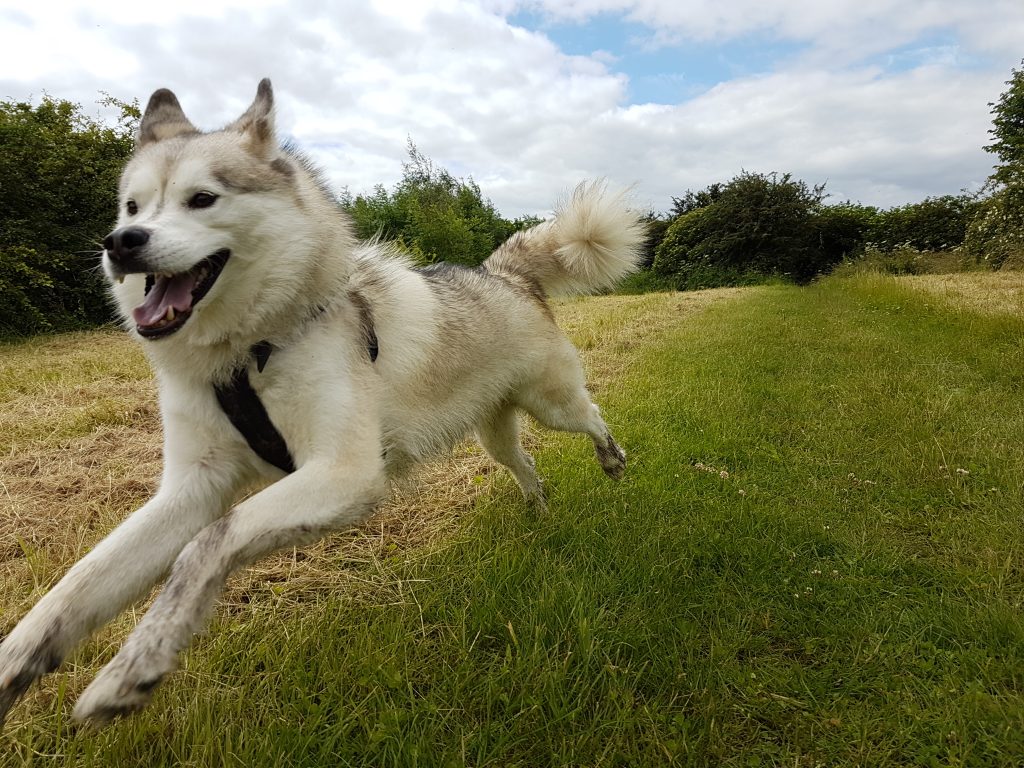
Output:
top-left (1, 289), bottom-right (744, 636)
top-left (0, 289), bottom-right (749, 734)
top-left (899, 271), bottom-right (1024, 316)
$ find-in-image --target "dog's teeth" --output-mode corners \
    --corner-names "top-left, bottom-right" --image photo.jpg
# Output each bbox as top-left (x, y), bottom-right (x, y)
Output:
top-left (166, 307), bottom-right (175, 322)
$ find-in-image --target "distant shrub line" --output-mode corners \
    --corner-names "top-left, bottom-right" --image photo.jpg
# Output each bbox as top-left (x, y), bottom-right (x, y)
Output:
top-left (2, 59), bottom-right (1023, 337)
top-left (642, 177), bottom-right (987, 291)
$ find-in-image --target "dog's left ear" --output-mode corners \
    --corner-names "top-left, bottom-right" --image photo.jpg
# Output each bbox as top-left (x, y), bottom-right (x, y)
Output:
top-left (227, 78), bottom-right (276, 157)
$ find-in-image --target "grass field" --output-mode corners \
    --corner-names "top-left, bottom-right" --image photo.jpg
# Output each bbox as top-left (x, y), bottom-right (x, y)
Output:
top-left (1, 273), bottom-right (1023, 766)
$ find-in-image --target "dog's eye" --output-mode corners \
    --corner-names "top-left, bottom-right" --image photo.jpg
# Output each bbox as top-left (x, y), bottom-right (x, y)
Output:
top-left (126, 200), bottom-right (138, 216)
top-left (188, 192), bottom-right (219, 210)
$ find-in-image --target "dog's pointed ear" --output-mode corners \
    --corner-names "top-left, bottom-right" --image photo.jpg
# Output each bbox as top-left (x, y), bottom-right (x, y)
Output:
top-left (138, 88), bottom-right (197, 147)
top-left (226, 78), bottom-right (276, 156)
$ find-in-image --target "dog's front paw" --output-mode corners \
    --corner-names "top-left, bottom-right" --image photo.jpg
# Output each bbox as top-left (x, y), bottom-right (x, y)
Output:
top-left (0, 665), bottom-right (37, 731)
top-left (72, 639), bottom-right (177, 726)
top-left (0, 621), bottom-right (65, 729)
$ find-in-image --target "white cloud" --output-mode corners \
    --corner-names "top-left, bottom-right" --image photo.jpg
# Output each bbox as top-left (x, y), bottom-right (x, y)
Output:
top-left (0, 0), bottom-right (1019, 217)
top-left (517, 0), bottom-right (1024, 63)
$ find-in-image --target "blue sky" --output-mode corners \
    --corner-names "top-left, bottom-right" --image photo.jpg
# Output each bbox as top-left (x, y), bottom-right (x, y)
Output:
top-left (512, 9), bottom-right (808, 104)
top-left (513, 9), bottom-right (999, 103)
top-left (0, 0), bottom-right (1022, 216)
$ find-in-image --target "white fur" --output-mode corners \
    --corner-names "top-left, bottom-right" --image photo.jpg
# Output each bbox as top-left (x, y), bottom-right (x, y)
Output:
top-left (0, 81), bottom-right (645, 728)
top-left (483, 180), bottom-right (646, 296)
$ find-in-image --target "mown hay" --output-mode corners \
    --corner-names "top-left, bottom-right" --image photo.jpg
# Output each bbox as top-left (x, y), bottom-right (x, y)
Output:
top-left (901, 271), bottom-right (1024, 315)
top-left (1, 290), bottom-right (740, 625)
top-left (0, 290), bottom-right (744, 729)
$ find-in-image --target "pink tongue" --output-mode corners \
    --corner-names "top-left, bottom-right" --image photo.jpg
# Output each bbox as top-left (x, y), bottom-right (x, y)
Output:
top-left (132, 273), bottom-right (199, 326)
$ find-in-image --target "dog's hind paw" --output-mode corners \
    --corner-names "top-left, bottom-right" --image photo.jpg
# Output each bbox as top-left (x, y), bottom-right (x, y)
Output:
top-left (595, 435), bottom-right (626, 480)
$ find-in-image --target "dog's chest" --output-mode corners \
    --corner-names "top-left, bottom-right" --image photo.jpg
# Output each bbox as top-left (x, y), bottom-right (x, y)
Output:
top-left (242, 352), bottom-right (321, 459)
top-left (228, 335), bottom-right (376, 470)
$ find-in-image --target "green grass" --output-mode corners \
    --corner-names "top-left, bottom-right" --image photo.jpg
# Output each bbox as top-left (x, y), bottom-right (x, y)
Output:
top-left (4, 276), bottom-right (1024, 766)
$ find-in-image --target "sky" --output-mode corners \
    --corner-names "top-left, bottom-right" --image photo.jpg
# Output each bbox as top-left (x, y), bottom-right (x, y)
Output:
top-left (1, 0), bottom-right (1022, 218)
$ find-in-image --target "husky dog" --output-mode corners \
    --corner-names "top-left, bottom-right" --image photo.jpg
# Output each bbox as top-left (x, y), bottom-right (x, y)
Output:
top-left (0, 79), bottom-right (644, 727)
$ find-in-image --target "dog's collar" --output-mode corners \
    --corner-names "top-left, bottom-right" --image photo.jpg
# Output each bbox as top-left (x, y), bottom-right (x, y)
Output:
top-left (213, 294), bottom-right (379, 474)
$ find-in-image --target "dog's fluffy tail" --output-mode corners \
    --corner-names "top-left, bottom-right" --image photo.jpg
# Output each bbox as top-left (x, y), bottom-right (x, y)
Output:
top-left (483, 181), bottom-right (646, 297)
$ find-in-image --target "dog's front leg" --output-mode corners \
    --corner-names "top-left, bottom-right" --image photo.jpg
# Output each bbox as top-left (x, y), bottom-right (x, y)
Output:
top-left (72, 455), bottom-right (387, 725)
top-left (0, 465), bottom-right (241, 729)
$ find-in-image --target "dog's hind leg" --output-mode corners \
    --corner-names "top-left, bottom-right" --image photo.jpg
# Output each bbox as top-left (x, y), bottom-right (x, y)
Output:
top-left (72, 457), bottom-right (388, 725)
top-left (0, 465), bottom-right (240, 730)
top-left (476, 405), bottom-right (545, 508)
top-left (517, 363), bottom-right (626, 480)
top-left (523, 390), bottom-right (626, 480)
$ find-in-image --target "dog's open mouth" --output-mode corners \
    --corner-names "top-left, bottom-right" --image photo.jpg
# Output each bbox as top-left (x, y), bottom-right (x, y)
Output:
top-left (131, 249), bottom-right (231, 339)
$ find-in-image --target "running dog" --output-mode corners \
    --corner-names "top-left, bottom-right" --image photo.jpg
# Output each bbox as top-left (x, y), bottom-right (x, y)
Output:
top-left (0, 79), bottom-right (645, 727)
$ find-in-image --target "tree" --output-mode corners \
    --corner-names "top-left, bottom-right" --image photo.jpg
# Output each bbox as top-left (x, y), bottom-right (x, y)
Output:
top-left (654, 171), bottom-right (830, 287)
top-left (965, 60), bottom-right (1024, 267)
top-left (985, 59), bottom-right (1024, 186)
top-left (670, 183), bottom-right (724, 217)
top-left (344, 141), bottom-right (535, 267)
top-left (0, 95), bottom-right (138, 335)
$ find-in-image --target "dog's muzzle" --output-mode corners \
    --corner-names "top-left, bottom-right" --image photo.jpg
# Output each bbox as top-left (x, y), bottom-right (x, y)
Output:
top-left (103, 226), bottom-right (152, 276)
top-left (103, 227), bottom-right (231, 340)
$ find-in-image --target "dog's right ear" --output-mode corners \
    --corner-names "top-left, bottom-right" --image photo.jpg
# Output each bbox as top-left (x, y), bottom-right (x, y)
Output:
top-left (225, 78), bottom-right (276, 157)
top-left (138, 89), bottom-right (198, 148)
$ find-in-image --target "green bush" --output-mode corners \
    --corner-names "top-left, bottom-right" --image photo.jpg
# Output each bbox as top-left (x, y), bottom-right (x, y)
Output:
top-left (0, 95), bottom-right (136, 337)
top-left (652, 206), bottom-right (713, 277)
top-left (870, 195), bottom-right (975, 251)
top-left (614, 268), bottom-right (679, 294)
top-left (0, 246), bottom-right (55, 334)
top-left (637, 212), bottom-right (670, 270)
top-left (812, 202), bottom-right (878, 262)
top-left (963, 176), bottom-right (1024, 269)
top-left (833, 244), bottom-right (974, 277)
top-left (0, 245), bottom-right (112, 336)
top-left (654, 172), bottom-right (832, 287)
top-left (344, 142), bottom-right (536, 267)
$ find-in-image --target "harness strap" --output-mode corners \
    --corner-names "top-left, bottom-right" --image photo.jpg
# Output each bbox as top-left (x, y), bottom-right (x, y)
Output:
top-left (214, 296), bottom-right (378, 473)
top-left (214, 362), bottom-right (296, 474)
top-left (350, 291), bottom-right (378, 363)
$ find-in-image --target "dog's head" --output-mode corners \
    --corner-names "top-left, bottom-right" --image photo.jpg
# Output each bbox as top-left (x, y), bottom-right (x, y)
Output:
top-left (105, 79), bottom-right (326, 343)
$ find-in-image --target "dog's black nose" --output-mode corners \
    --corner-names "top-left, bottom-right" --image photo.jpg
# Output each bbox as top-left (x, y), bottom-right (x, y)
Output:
top-left (103, 227), bottom-right (150, 262)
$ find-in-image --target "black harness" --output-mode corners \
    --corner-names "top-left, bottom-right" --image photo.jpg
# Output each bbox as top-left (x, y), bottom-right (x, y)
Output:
top-left (214, 297), bottom-right (378, 474)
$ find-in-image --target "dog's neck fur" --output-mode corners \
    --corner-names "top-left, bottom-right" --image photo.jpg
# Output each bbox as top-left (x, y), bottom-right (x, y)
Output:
top-left (141, 265), bottom-right (352, 388)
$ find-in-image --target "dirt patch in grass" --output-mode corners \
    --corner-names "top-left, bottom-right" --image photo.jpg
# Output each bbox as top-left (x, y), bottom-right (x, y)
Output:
top-left (900, 271), bottom-right (1024, 315)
